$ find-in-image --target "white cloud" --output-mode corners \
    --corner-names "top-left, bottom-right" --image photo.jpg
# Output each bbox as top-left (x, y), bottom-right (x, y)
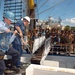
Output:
top-left (49, 17), bottom-right (75, 26)
top-left (62, 18), bottom-right (75, 26)
top-left (49, 16), bottom-right (59, 21)
top-left (66, 18), bottom-right (75, 24)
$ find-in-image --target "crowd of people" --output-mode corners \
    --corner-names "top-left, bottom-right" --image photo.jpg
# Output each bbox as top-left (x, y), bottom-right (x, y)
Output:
top-left (45, 28), bottom-right (75, 55)
top-left (27, 27), bottom-right (75, 55)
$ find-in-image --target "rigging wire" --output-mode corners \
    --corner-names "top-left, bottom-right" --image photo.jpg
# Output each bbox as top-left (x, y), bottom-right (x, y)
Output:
top-left (43, 0), bottom-right (67, 21)
top-left (35, 0), bottom-right (39, 19)
top-left (42, 0), bottom-right (74, 21)
top-left (0, 0), bottom-right (2, 7)
top-left (35, 0), bottom-right (48, 19)
top-left (53, 0), bottom-right (73, 17)
top-left (36, 0), bottom-right (65, 20)
top-left (37, 0), bottom-right (42, 5)
top-left (38, 0), bottom-right (48, 10)
top-left (53, 1), bottom-right (75, 19)
top-left (37, 0), bottom-right (65, 16)
top-left (60, 9), bottom-right (75, 18)
top-left (60, 6), bottom-right (75, 18)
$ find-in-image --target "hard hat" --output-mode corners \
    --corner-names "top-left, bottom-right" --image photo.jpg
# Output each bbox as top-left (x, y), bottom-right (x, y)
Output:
top-left (21, 16), bottom-right (30, 23)
top-left (4, 11), bottom-right (15, 22)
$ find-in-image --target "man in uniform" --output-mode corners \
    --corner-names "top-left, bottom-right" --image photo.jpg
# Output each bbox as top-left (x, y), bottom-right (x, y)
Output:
top-left (12, 16), bottom-right (30, 68)
top-left (0, 11), bottom-right (20, 75)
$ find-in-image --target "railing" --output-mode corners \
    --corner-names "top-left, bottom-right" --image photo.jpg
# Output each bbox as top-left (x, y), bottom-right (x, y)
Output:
top-left (50, 44), bottom-right (75, 55)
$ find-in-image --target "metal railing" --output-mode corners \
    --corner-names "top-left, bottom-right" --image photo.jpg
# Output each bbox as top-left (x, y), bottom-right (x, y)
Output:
top-left (50, 44), bottom-right (75, 55)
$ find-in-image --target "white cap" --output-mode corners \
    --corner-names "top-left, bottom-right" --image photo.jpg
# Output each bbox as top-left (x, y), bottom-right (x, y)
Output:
top-left (21, 16), bottom-right (30, 23)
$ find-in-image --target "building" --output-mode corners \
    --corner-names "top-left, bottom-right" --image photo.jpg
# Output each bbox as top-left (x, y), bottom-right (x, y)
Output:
top-left (4, 0), bottom-right (27, 21)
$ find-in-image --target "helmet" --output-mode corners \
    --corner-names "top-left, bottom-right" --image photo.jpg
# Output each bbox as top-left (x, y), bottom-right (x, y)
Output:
top-left (4, 11), bottom-right (15, 22)
top-left (21, 16), bottom-right (30, 23)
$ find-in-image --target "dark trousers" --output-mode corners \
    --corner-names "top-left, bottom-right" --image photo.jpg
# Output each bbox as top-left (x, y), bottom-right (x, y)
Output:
top-left (0, 51), bottom-right (5, 75)
top-left (0, 46), bottom-right (20, 75)
top-left (5, 46), bottom-right (20, 65)
top-left (12, 36), bottom-right (23, 67)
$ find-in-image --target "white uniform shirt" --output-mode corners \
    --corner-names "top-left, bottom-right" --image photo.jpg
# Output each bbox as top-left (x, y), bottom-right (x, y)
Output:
top-left (0, 21), bottom-right (16, 44)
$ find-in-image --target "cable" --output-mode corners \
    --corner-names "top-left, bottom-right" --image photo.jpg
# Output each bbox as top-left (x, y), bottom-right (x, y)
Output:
top-left (53, 0), bottom-right (73, 17)
top-left (37, 0), bottom-right (65, 20)
top-left (0, 0), bottom-right (2, 7)
top-left (37, 0), bottom-right (65, 16)
top-left (38, 0), bottom-right (48, 10)
top-left (43, 0), bottom-right (74, 21)
top-left (54, 0), bottom-right (75, 19)
top-left (60, 9), bottom-right (75, 18)
top-left (37, 0), bottom-right (43, 7)
top-left (35, 0), bottom-right (39, 19)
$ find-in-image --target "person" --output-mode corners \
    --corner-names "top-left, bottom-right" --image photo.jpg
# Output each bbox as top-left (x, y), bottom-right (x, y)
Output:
top-left (0, 11), bottom-right (20, 75)
top-left (12, 16), bottom-right (30, 68)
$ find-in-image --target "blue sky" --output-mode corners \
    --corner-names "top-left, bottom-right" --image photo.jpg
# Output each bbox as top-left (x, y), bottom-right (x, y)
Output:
top-left (0, 0), bottom-right (75, 26)
top-left (0, 0), bottom-right (4, 21)
top-left (36, 0), bottom-right (75, 26)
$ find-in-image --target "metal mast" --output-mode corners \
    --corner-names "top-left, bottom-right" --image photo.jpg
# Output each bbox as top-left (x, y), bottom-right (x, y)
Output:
top-left (27, 0), bottom-right (36, 30)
